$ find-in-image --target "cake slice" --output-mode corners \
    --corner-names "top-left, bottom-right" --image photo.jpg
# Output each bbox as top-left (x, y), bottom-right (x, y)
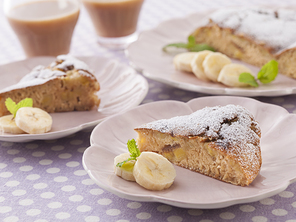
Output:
top-left (191, 7), bottom-right (296, 78)
top-left (0, 55), bottom-right (100, 117)
top-left (134, 105), bottom-right (262, 186)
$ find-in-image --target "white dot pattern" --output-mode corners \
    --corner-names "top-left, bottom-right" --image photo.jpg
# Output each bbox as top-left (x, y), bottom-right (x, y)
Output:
top-left (1, 0), bottom-right (296, 221)
top-left (167, 216), bottom-right (183, 222)
top-left (85, 216), bottom-right (100, 222)
top-left (19, 199), bottom-right (34, 206)
top-left (272, 209), bottom-right (288, 216)
top-left (220, 212), bottom-right (235, 220)
top-left (106, 209), bottom-right (121, 216)
top-left (240, 205), bottom-right (255, 212)
top-left (0, 172), bottom-right (13, 178)
top-left (26, 209), bottom-right (41, 216)
top-left (39, 159), bottom-right (53, 165)
top-left (128, 202), bottom-right (142, 209)
top-left (69, 195), bottom-right (83, 202)
top-left (47, 202), bottom-right (62, 209)
top-left (252, 216), bottom-right (268, 222)
top-left (12, 190), bottom-right (26, 196)
top-left (3, 216), bottom-right (19, 222)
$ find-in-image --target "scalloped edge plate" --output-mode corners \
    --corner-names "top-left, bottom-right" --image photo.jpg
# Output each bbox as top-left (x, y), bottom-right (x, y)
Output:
top-left (83, 96), bottom-right (296, 209)
top-left (0, 56), bottom-right (148, 142)
top-left (126, 10), bottom-right (296, 96)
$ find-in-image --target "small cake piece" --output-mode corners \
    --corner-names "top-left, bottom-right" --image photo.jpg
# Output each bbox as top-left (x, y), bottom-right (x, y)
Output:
top-left (191, 7), bottom-right (296, 78)
top-left (0, 55), bottom-right (100, 116)
top-left (135, 105), bottom-right (262, 186)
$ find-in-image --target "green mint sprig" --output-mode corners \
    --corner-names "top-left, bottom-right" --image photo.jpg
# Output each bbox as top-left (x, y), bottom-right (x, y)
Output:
top-left (116, 139), bottom-right (141, 167)
top-left (162, 35), bottom-right (215, 53)
top-left (5, 98), bottom-right (33, 118)
top-left (239, 60), bottom-right (278, 87)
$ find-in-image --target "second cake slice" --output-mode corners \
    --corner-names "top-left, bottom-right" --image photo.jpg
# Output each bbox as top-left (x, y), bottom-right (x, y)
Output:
top-left (0, 55), bottom-right (100, 116)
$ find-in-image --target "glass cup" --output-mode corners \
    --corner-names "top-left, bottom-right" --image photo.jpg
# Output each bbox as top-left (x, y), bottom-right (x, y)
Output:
top-left (83, 0), bottom-right (144, 49)
top-left (3, 0), bottom-right (80, 57)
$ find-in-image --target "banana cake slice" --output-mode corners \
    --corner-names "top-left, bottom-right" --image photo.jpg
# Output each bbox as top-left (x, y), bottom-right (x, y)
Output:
top-left (134, 104), bottom-right (262, 186)
top-left (191, 7), bottom-right (296, 78)
top-left (0, 55), bottom-right (100, 116)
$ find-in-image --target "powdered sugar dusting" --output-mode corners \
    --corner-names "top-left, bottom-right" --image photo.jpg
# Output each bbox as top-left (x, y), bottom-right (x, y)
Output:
top-left (51, 55), bottom-right (91, 71)
top-left (138, 105), bottom-right (261, 177)
top-left (0, 55), bottom-right (93, 93)
top-left (208, 7), bottom-right (296, 53)
top-left (138, 104), bottom-right (261, 151)
top-left (20, 65), bottom-right (66, 82)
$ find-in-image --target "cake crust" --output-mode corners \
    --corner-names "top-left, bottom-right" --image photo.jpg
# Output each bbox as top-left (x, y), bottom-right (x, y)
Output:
top-left (135, 105), bottom-right (262, 186)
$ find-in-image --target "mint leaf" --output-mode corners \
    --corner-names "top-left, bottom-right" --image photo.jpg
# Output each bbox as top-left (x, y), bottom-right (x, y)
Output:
top-left (162, 43), bottom-right (188, 52)
top-left (162, 35), bottom-right (215, 53)
top-left (257, 60), bottom-right (278, 84)
top-left (187, 35), bottom-right (196, 48)
top-left (127, 139), bottom-right (141, 158)
top-left (116, 157), bottom-right (135, 168)
top-left (189, 44), bottom-right (215, 52)
top-left (5, 98), bottom-right (33, 118)
top-left (16, 98), bottom-right (33, 111)
top-left (5, 98), bottom-right (17, 117)
top-left (239, 72), bottom-right (259, 87)
top-left (238, 60), bottom-right (278, 87)
top-left (116, 139), bottom-right (141, 168)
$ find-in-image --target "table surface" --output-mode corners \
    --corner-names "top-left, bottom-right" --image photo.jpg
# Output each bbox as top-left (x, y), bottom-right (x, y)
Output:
top-left (1, 0), bottom-right (296, 221)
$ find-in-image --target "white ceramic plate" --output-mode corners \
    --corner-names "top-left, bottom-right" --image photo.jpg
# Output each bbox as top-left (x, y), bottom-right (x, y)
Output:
top-left (0, 56), bottom-right (148, 142)
top-left (83, 96), bottom-right (296, 209)
top-left (126, 11), bottom-right (296, 96)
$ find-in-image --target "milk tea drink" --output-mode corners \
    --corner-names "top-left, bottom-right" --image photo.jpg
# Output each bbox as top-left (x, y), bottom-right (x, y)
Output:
top-left (6, 0), bottom-right (80, 57)
top-left (83, 0), bottom-right (143, 42)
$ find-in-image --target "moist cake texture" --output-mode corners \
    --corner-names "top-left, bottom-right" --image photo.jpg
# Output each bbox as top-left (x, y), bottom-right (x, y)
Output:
top-left (135, 104), bottom-right (262, 186)
top-left (0, 55), bottom-right (100, 116)
top-left (191, 7), bottom-right (296, 78)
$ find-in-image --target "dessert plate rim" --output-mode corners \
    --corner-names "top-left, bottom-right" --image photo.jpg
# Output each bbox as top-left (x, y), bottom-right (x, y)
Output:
top-left (0, 56), bottom-right (148, 142)
top-left (126, 9), bottom-right (296, 97)
top-left (82, 96), bottom-right (296, 209)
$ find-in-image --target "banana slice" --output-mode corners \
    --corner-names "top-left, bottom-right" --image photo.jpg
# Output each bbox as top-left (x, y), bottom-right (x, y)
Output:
top-left (15, 107), bottom-right (52, 134)
top-left (0, 115), bottom-right (25, 134)
top-left (191, 50), bottom-right (213, 81)
top-left (218, 63), bottom-right (254, 87)
top-left (203, 52), bottom-right (232, 82)
top-left (114, 153), bottom-right (136, 182)
top-left (133, 152), bottom-right (176, 191)
top-left (173, 52), bottom-right (198, 72)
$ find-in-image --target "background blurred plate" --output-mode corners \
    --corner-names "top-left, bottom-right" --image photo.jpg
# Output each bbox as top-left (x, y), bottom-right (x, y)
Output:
top-left (0, 56), bottom-right (148, 142)
top-left (126, 11), bottom-right (296, 96)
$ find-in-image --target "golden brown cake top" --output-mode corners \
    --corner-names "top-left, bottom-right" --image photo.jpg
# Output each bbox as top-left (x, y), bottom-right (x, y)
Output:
top-left (0, 55), bottom-right (96, 94)
top-left (136, 104), bottom-right (261, 150)
top-left (205, 7), bottom-right (296, 53)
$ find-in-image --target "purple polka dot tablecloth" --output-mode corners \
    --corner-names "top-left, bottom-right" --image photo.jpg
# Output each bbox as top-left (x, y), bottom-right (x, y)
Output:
top-left (1, 0), bottom-right (296, 221)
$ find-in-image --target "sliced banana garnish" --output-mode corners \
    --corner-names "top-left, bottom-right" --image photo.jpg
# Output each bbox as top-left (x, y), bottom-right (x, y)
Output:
top-left (191, 50), bottom-right (213, 81)
top-left (202, 52), bottom-right (232, 82)
top-left (0, 115), bottom-right (25, 134)
top-left (114, 153), bottom-right (136, 181)
top-left (15, 107), bottom-right (52, 134)
top-left (218, 63), bottom-right (254, 87)
top-left (173, 52), bottom-right (198, 72)
top-left (133, 152), bottom-right (176, 191)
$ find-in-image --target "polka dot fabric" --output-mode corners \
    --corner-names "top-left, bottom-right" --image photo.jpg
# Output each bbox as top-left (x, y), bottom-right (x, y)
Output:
top-left (1, 0), bottom-right (296, 221)
top-left (1, 131), bottom-right (296, 222)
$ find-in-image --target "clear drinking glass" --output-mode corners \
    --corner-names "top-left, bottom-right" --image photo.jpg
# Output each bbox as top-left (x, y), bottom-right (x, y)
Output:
top-left (3, 0), bottom-right (80, 57)
top-left (83, 0), bottom-right (144, 49)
